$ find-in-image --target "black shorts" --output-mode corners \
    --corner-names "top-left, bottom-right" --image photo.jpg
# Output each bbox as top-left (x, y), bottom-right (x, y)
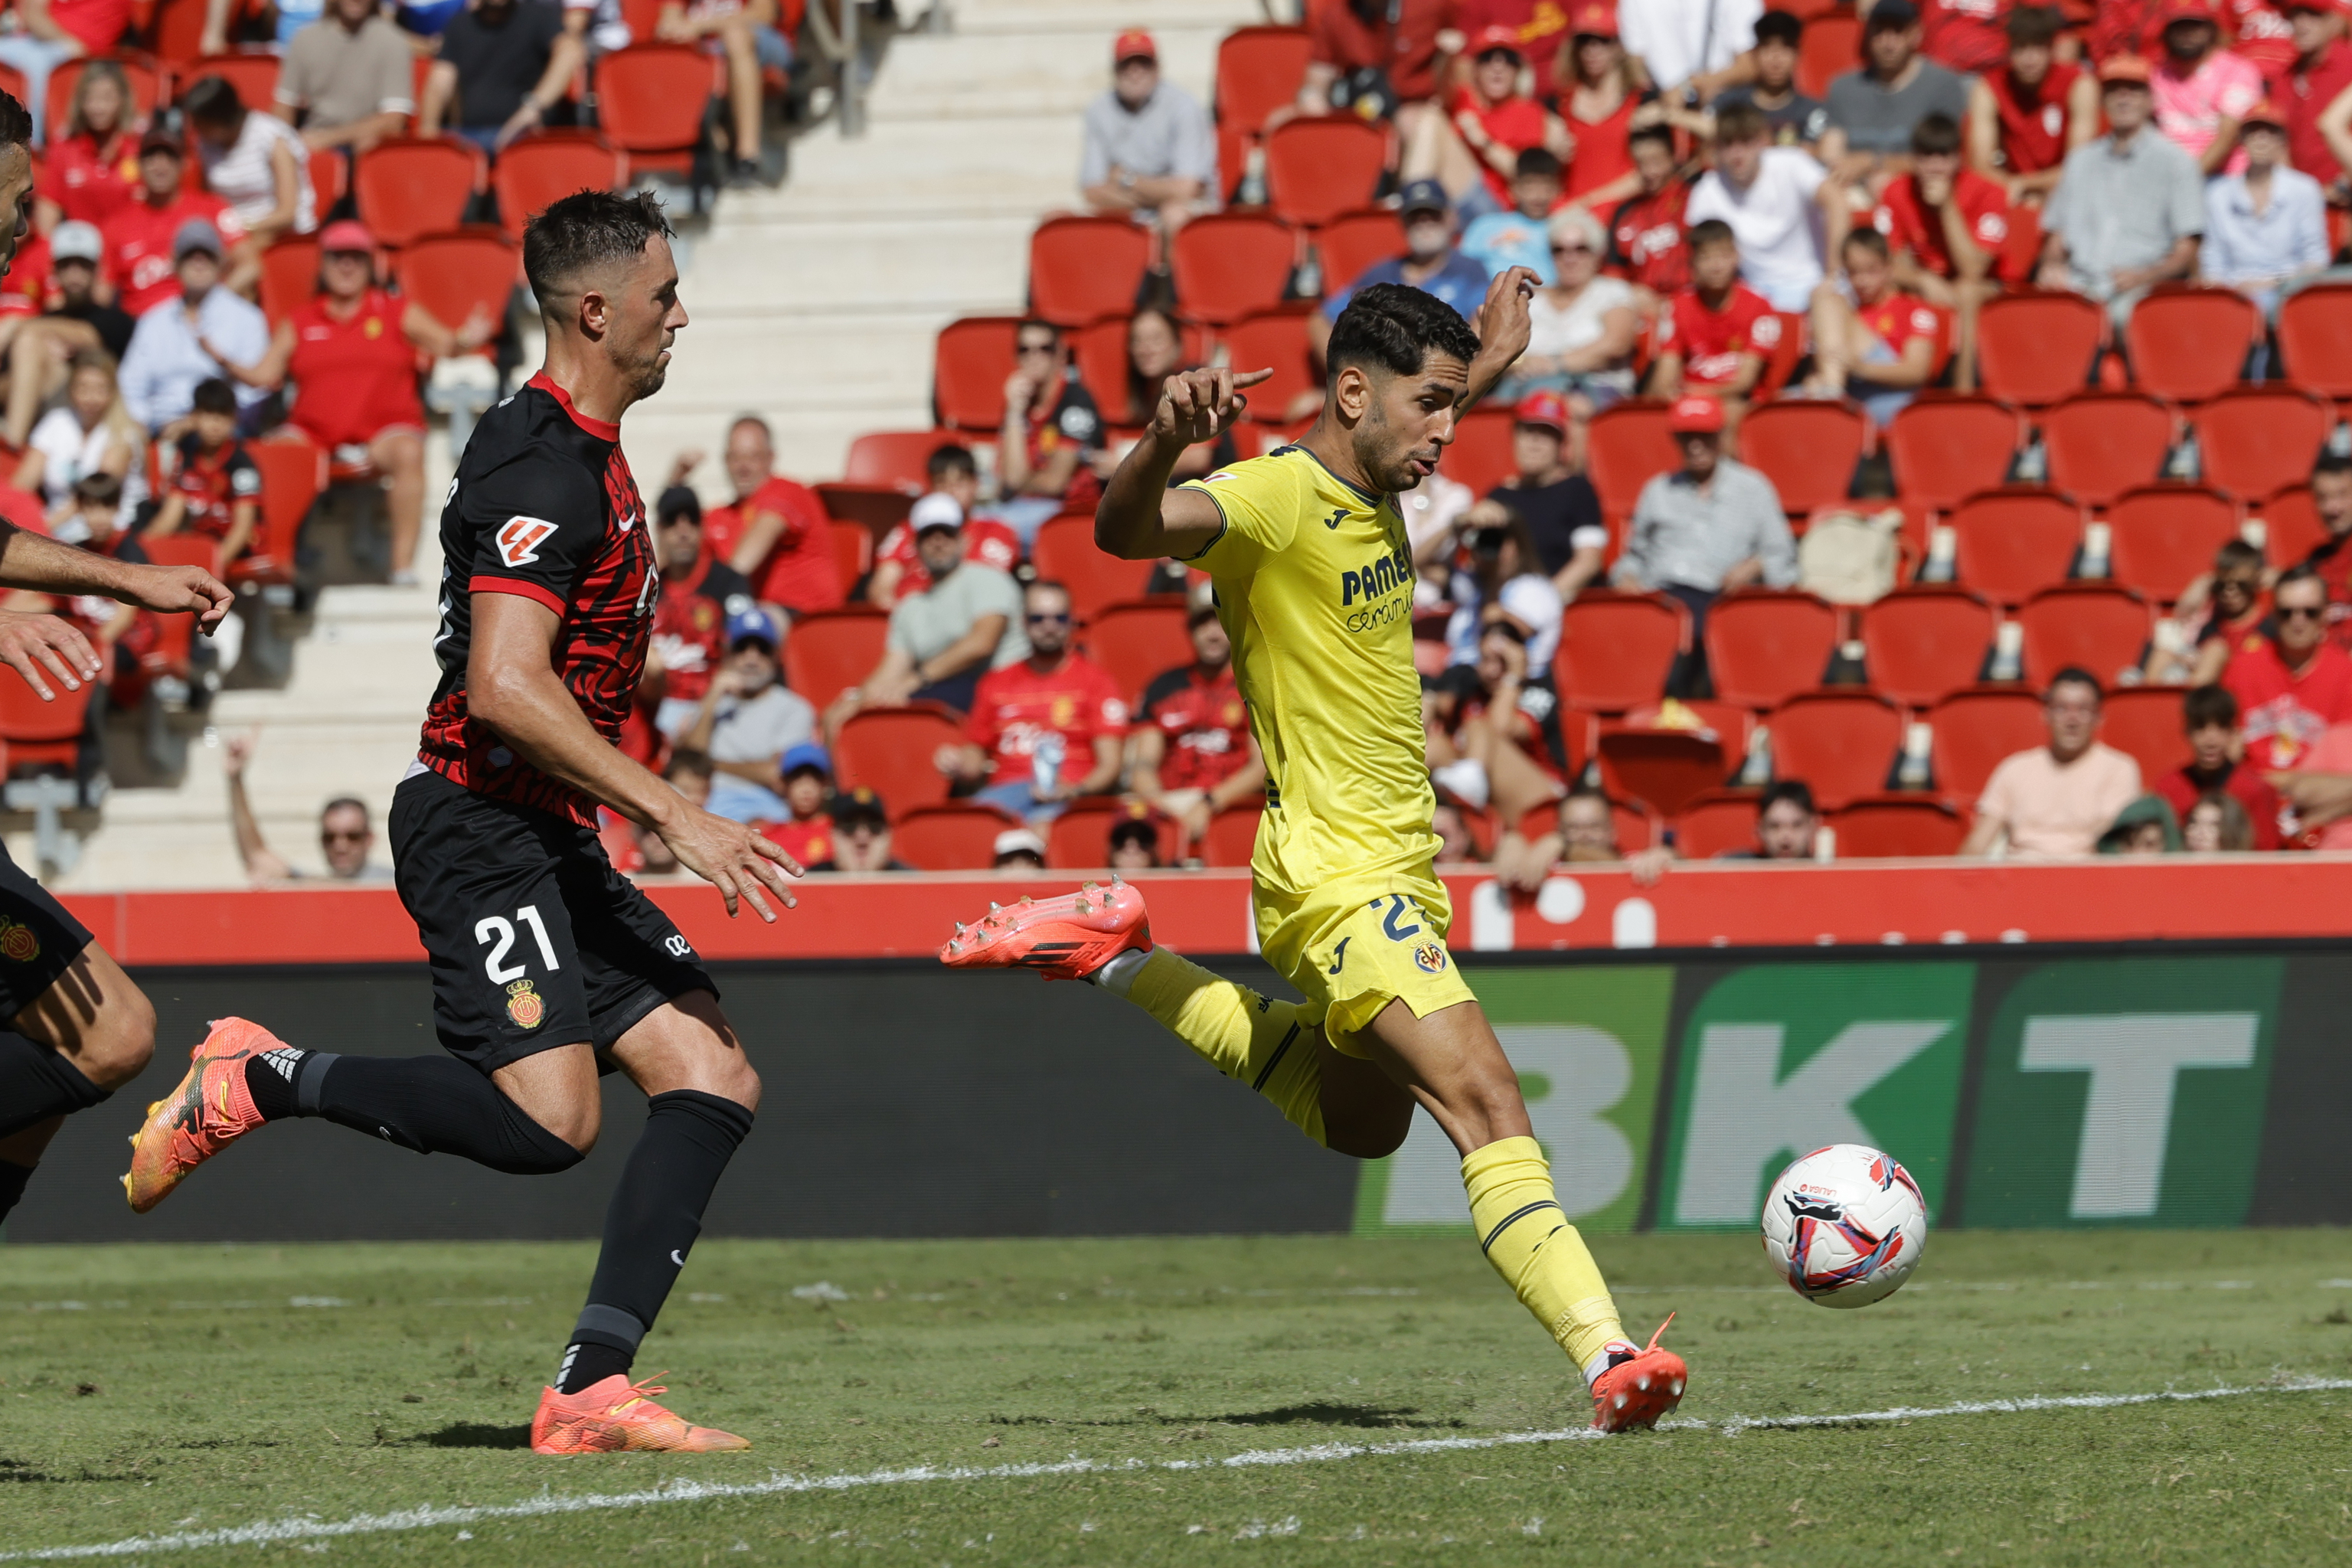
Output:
top-left (390, 768), bottom-right (716, 1075)
top-left (0, 838), bottom-right (90, 1018)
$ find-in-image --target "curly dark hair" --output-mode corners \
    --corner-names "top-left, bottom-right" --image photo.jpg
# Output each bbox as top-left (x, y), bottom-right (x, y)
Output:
top-left (1326, 282), bottom-right (1481, 387)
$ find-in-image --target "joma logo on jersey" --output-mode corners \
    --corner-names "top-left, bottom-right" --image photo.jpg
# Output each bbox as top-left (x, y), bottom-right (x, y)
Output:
top-left (495, 515), bottom-right (559, 567)
top-left (1339, 547), bottom-right (1413, 606)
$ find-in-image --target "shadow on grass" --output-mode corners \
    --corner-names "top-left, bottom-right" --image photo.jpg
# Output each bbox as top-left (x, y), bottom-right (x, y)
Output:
top-left (1183, 1402), bottom-right (1466, 1430)
top-left (400, 1423), bottom-right (532, 1450)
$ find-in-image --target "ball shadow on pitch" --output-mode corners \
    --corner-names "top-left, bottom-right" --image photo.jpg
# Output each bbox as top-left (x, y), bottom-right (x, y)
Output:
top-left (1177, 1401), bottom-right (1465, 1430)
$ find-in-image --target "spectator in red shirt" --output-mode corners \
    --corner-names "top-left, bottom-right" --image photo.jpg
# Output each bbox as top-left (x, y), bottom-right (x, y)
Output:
top-left (697, 413), bottom-right (846, 623)
top-left (0, 220), bottom-right (134, 448)
top-left (1651, 219), bottom-right (1779, 438)
top-left (2297, 452), bottom-right (2352, 642)
top-left (1130, 603), bottom-right (1264, 849)
top-left (872, 486), bottom-right (1018, 607)
top-left (1289, 0), bottom-right (1462, 136)
top-left (644, 483), bottom-right (756, 740)
top-left (1870, 111), bottom-right (2006, 384)
top-left (2229, 0), bottom-right (2301, 87)
top-left (1970, 5), bottom-right (2100, 204)
top-left (2151, 682), bottom-right (2287, 846)
top-left (101, 129), bottom-right (255, 315)
top-left (936, 580), bottom-right (1127, 825)
top-left (142, 376), bottom-right (260, 570)
top-left (1806, 228), bottom-right (1942, 424)
top-left (2147, 535), bottom-right (2268, 684)
top-left (1556, 4), bottom-right (1650, 211)
top-left (216, 220), bottom-right (489, 585)
top-left (2223, 563), bottom-right (2352, 767)
top-left (991, 318), bottom-right (1104, 547)
top-left (1458, 0), bottom-right (1571, 99)
top-left (2283, 0), bottom-right (2352, 185)
top-left (1406, 25), bottom-right (1573, 218)
top-left (33, 60), bottom-right (138, 232)
top-left (0, 0), bottom-right (131, 149)
top-left (1608, 122), bottom-right (1694, 305)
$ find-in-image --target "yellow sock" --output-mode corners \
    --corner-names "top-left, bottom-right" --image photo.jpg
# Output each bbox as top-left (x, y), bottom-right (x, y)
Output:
top-left (1119, 948), bottom-right (1325, 1145)
top-left (1463, 1135), bottom-right (1628, 1382)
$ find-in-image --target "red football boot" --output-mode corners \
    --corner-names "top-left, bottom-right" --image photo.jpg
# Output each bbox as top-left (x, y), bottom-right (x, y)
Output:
top-left (531, 1374), bottom-right (750, 1455)
top-left (937, 877), bottom-right (1152, 981)
top-left (122, 1017), bottom-right (279, 1213)
top-left (1589, 1314), bottom-right (1688, 1432)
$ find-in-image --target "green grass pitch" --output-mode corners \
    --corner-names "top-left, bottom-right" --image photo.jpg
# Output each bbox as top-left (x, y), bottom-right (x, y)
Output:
top-left (4, 1230), bottom-right (2351, 1565)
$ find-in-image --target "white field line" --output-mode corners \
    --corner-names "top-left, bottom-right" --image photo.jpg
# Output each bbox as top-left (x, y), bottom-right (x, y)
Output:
top-left (5, 1377), bottom-right (2347, 1561)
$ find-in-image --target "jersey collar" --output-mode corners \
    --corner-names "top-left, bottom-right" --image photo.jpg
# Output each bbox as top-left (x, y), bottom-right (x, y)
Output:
top-left (528, 371), bottom-right (620, 442)
top-left (1276, 443), bottom-right (1384, 508)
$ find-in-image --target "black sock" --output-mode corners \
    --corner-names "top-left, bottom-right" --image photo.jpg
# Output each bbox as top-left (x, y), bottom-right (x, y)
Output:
top-left (557, 1090), bottom-right (754, 1394)
top-left (246, 1050), bottom-right (583, 1175)
top-left (0, 1158), bottom-right (33, 1227)
top-left (0, 1033), bottom-right (106, 1141)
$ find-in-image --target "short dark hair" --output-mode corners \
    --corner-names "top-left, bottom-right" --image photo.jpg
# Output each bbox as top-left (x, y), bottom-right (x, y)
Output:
top-left (1628, 122), bottom-right (1676, 155)
top-left (666, 748), bottom-right (714, 781)
top-left (2184, 684), bottom-right (2238, 731)
top-left (928, 443), bottom-right (976, 483)
top-left (2213, 537), bottom-right (2264, 576)
top-left (1843, 227), bottom-right (1891, 260)
top-left (2047, 666), bottom-right (2103, 703)
top-left (181, 74), bottom-right (246, 129)
top-left (522, 188), bottom-right (673, 306)
top-left (2314, 451), bottom-right (2352, 481)
top-left (1514, 146), bottom-right (1563, 181)
top-left (190, 376), bottom-right (237, 417)
top-left (1754, 9), bottom-right (1804, 44)
top-left (1713, 101), bottom-right (1769, 145)
top-left (1107, 818), bottom-right (1159, 854)
top-left (1759, 779), bottom-right (1817, 817)
top-left (320, 795), bottom-right (368, 825)
top-left (656, 484), bottom-right (701, 526)
top-left (1325, 282), bottom-right (1480, 387)
top-left (1910, 112), bottom-right (1962, 158)
top-left (1016, 318), bottom-right (1062, 346)
top-left (1688, 217), bottom-right (1737, 251)
top-left (73, 472), bottom-right (121, 507)
top-left (2007, 4), bottom-right (2063, 45)
top-left (2275, 562), bottom-right (2326, 597)
top-left (0, 90), bottom-right (30, 152)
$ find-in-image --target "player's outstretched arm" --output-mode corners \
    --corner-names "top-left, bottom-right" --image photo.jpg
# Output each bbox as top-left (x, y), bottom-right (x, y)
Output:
top-left (1463, 266), bottom-right (1541, 408)
top-left (469, 593), bottom-right (803, 921)
top-left (0, 520), bottom-right (234, 635)
top-left (1096, 366), bottom-right (1270, 562)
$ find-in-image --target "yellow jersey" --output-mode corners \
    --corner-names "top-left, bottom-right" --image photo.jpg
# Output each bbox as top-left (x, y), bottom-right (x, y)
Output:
top-left (1178, 444), bottom-right (1438, 897)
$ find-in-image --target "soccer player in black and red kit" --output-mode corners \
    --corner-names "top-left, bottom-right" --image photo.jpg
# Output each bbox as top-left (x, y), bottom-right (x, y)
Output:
top-left (124, 191), bottom-right (800, 1457)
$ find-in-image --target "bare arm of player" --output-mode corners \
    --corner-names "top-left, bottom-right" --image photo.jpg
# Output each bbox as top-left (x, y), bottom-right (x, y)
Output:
top-left (468, 592), bottom-right (803, 920)
top-left (1094, 366), bottom-right (1272, 562)
top-left (0, 516), bottom-right (233, 632)
top-left (1463, 266), bottom-right (1541, 406)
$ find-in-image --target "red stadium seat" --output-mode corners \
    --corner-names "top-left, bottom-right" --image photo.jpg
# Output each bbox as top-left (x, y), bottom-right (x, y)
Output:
top-left (149, 0), bottom-right (214, 64)
top-left (1949, 487), bottom-right (2083, 605)
top-left (2191, 388), bottom-right (2334, 501)
top-left (1753, 311), bottom-right (1811, 401)
top-left (2099, 685), bottom-right (2194, 779)
top-left (257, 235), bottom-right (320, 328)
top-left (1672, 790), bottom-right (1762, 859)
top-left (1264, 115), bottom-right (1387, 228)
top-left (832, 706), bottom-right (962, 816)
top-left (2015, 583), bottom-right (2151, 689)
top-left (844, 430), bottom-right (956, 492)
top-left (143, 531), bottom-right (219, 675)
top-left (2125, 286), bottom-right (2260, 403)
top-left (353, 137), bottom-right (485, 249)
top-left (1929, 688), bottom-right (2045, 802)
top-left (933, 316), bottom-right (1022, 430)
top-left (1828, 795), bottom-right (1965, 857)
top-left (1795, 12), bottom-right (1860, 96)
top-left (1858, 586), bottom-right (1996, 707)
top-left (1555, 591), bottom-right (1689, 712)
top-left (243, 435), bottom-right (325, 584)
top-left (309, 146), bottom-right (349, 215)
top-left (393, 227), bottom-right (515, 350)
top-left (2257, 483), bottom-right (2329, 567)
top-left (2275, 283), bottom-right (2352, 400)
top-left (0, 671), bottom-right (90, 767)
top-left (893, 804), bottom-right (1018, 871)
top-left (1200, 805), bottom-right (1263, 867)
top-left (1215, 25), bottom-right (1312, 132)
top-left (1766, 691), bottom-right (1903, 810)
top-left (44, 57), bottom-right (158, 145)
top-left (1313, 208), bottom-right (1403, 296)
top-left (1033, 514), bottom-right (1156, 622)
top-left (179, 54), bottom-right (279, 115)
top-left (1738, 401), bottom-right (1864, 514)
top-left (1586, 400), bottom-right (1677, 521)
top-left (1169, 212), bottom-right (1298, 325)
top-left (1883, 395), bottom-right (2024, 510)
top-left (1442, 407), bottom-right (1517, 497)
top-left (492, 130), bottom-right (625, 243)
top-left (1220, 307), bottom-right (1320, 419)
top-left (829, 521), bottom-right (873, 587)
top-left (2038, 392), bottom-right (2175, 508)
top-left (1085, 601), bottom-right (1192, 705)
top-left (1027, 214), bottom-right (1152, 328)
top-left (1046, 802), bottom-right (1142, 869)
top-left (594, 46), bottom-right (713, 179)
top-left (1595, 724), bottom-right (1728, 818)
top-left (781, 607), bottom-right (887, 710)
top-left (2105, 485), bottom-right (2240, 603)
top-left (1976, 291), bottom-right (2104, 407)
top-left (1703, 590), bottom-right (1839, 710)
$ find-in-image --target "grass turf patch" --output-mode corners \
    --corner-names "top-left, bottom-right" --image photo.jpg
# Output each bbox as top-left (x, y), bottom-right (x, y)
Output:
top-left (2, 1230), bottom-right (2350, 1564)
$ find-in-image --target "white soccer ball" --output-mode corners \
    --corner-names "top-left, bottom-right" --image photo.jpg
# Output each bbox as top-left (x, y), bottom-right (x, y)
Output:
top-left (1759, 1143), bottom-right (1929, 1308)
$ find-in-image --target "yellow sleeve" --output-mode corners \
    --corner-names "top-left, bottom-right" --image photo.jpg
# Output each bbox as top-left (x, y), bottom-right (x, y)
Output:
top-left (1175, 458), bottom-right (1299, 577)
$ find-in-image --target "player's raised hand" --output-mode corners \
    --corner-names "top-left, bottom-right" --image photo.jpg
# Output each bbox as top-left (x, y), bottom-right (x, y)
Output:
top-left (0, 609), bottom-right (100, 699)
top-left (1471, 266), bottom-right (1541, 376)
top-left (1153, 366), bottom-right (1274, 448)
top-left (660, 806), bottom-right (804, 922)
top-left (120, 561), bottom-right (235, 634)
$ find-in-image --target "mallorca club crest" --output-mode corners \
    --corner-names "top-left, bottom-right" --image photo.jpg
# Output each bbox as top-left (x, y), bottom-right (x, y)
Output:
top-left (505, 978), bottom-right (544, 1029)
top-left (1413, 942), bottom-right (1447, 975)
top-left (0, 918), bottom-right (38, 962)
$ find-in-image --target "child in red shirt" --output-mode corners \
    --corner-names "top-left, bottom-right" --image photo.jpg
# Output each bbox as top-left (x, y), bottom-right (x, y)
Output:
top-left (1652, 219), bottom-right (1780, 438)
top-left (142, 377), bottom-right (261, 569)
top-left (1608, 123), bottom-right (1694, 303)
top-left (1430, 25), bottom-right (1573, 214)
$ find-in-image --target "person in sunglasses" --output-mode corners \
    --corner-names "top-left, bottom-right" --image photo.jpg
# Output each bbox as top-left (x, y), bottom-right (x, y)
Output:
top-left (222, 728), bottom-right (392, 883)
top-left (2223, 563), bottom-right (2352, 770)
top-left (934, 580), bottom-right (1126, 826)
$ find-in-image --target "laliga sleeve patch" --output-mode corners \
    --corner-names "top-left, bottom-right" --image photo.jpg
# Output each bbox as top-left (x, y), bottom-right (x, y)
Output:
top-left (496, 515), bottom-right (560, 567)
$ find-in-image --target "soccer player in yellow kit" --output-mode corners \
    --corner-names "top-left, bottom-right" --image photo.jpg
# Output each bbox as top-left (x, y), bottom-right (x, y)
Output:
top-left (942, 276), bottom-right (1686, 1432)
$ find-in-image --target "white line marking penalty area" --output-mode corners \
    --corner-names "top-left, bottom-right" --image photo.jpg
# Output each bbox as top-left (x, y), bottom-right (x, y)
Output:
top-left (5, 1377), bottom-right (2347, 1561)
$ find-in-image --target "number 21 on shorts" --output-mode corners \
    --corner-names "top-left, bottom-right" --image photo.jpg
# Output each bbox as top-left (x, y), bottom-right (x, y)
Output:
top-left (478, 906), bottom-right (560, 1030)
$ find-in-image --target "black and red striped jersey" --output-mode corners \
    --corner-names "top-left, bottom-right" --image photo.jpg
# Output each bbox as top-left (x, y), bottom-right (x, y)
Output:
top-left (416, 371), bottom-right (656, 826)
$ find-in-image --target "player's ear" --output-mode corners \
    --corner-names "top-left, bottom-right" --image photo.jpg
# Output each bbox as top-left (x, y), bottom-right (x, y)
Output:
top-left (575, 286), bottom-right (609, 341)
top-left (1331, 364), bottom-right (1372, 423)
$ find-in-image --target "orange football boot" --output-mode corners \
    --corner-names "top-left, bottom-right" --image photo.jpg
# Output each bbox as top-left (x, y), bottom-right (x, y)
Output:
top-left (531, 1374), bottom-right (750, 1455)
top-left (1589, 1314), bottom-right (1688, 1433)
top-left (937, 877), bottom-right (1152, 981)
top-left (122, 1017), bottom-right (279, 1213)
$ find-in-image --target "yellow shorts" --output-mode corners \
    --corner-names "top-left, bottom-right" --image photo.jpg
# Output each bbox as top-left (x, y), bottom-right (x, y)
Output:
top-left (1254, 865), bottom-right (1478, 1057)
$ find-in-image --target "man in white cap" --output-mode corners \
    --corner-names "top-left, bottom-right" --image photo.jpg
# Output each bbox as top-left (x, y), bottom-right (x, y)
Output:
top-left (117, 217), bottom-right (269, 436)
top-left (826, 492), bottom-right (1026, 729)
